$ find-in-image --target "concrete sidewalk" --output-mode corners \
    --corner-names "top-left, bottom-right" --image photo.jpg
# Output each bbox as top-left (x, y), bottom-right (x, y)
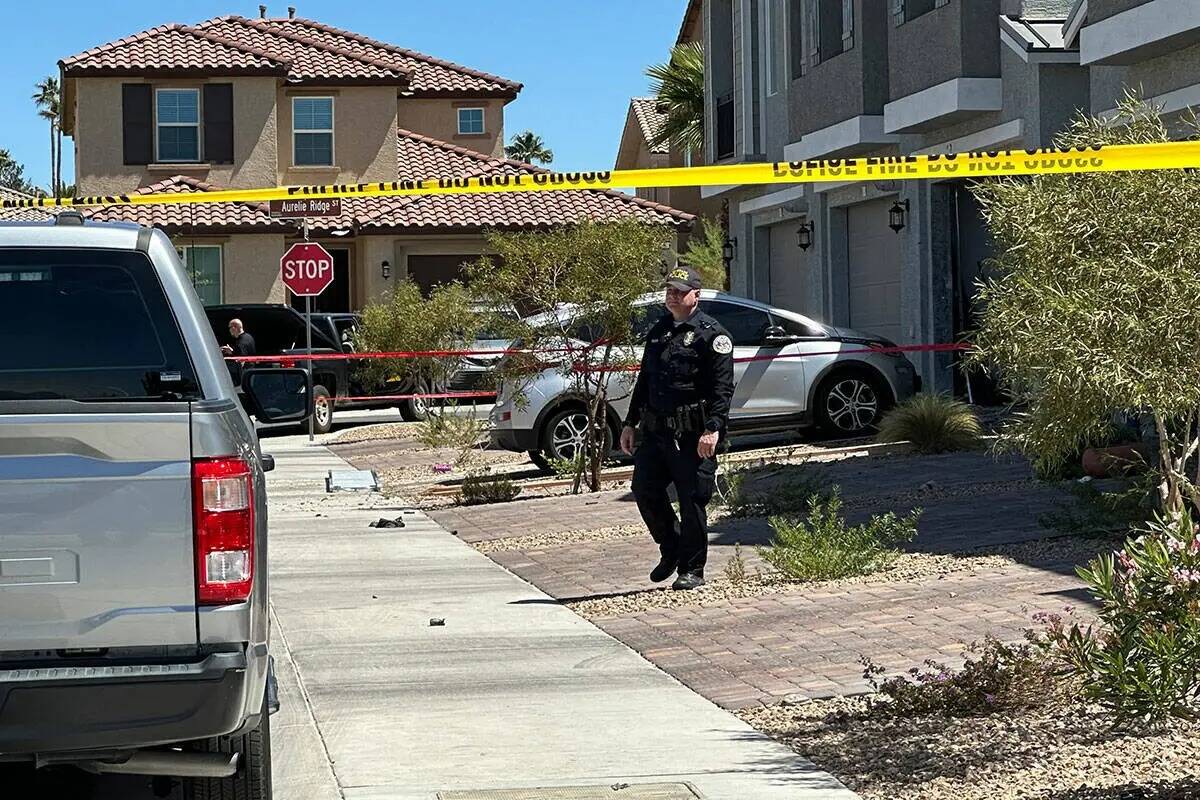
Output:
top-left (263, 433), bottom-right (856, 800)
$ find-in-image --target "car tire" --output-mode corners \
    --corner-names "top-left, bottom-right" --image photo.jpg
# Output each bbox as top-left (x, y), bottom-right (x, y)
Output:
top-left (539, 407), bottom-right (613, 465)
top-left (814, 370), bottom-right (889, 436)
top-left (398, 380), bottom-right (431, 422)
top-left (182, 695), bottom-right (272, 800)
top-left (312, 385), bottom-right (334, 434)
top-left (528, 450), bottom-right (552, 472)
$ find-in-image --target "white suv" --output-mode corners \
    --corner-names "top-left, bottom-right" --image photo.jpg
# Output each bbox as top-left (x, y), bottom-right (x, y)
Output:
top-left (489, 290), bottom-right (920, 465)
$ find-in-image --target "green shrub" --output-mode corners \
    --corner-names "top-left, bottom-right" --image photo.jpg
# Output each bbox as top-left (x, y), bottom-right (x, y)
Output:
top-left (758, 490), bottom-right (920, 581)
top-left (1039, 473), bottom-right (1158, 537)
top-left (876, 394), bottom-right (983, 454)
top-left (1042, 511), bottom-right (1200, 723)
top-left (722, 543), bottom-right (748, 586)
top-left (861, 636), bottom-right (1065, 717)
top-left (417, 409), bottom-right (486, 468)
top-left (459, 473), bottom-right (520, 506)
top-left (717, 463), bottom-right (829, 518)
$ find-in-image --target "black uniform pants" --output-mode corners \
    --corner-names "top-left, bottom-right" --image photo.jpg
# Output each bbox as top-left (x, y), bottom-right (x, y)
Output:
top-left (631, 429), bottom-right (718, 576)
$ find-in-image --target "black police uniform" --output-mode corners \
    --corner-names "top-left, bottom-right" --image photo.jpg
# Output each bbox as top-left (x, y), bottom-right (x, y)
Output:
top-left (626, 309), bottom-right (735, 581)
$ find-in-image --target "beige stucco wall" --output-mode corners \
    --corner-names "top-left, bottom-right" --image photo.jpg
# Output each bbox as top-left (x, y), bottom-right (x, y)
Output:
top-left (216, 234), bottom-right (287, 304)
top-left (399, 99), bottom-right (505, 159)
top-left (73, 76), bottom-right (279, 196)
top-left (278, 86), bottom-right (399, 186)
top-left (359, 235), bottom-right (398, 306)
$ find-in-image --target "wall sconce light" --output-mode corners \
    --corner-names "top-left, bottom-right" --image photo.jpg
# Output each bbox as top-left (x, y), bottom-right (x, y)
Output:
top-left (381, 260), bottom-right (391, 280)
top-left (796, 220), bottom-right (815, 251)
top-left (722, 235), bottom-right (737, 267)
top-left (888, 199), bottom-right (910, 233)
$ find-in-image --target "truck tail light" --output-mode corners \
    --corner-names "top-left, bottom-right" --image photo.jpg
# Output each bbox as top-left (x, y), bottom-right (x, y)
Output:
top-left (193, 457), bottom-right (254, 605)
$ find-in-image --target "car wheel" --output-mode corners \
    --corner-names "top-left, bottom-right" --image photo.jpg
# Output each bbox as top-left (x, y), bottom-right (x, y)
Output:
top-left (540, 407), bottom-right (612, 464)
top-left (312, 385), bottom-right (334, 434)
top-left (815, 372), bottom-right (886, 435)
top-left (398, 380), bottom-right (430, 422)
top-left (183, 695), bottom-right (272, 800)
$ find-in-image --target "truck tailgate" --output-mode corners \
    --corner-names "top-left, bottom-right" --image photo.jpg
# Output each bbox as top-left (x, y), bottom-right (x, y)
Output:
top-left (0, 413), bottom-right (198, 653)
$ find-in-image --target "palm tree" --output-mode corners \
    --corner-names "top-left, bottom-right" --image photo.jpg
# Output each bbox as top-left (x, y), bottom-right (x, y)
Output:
top-left (505, 131), bottom-right (554, 165)
top-left (645, 42), bottom-right (704, 154)
top-left (32, 77), bottom-right (60, 198)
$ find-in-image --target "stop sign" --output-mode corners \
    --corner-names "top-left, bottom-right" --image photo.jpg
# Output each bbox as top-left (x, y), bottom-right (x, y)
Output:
top-left (280, 242), bottom-right (334, 297)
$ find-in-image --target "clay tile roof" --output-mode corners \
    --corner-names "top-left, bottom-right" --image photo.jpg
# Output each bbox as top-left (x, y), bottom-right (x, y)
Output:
top-left (61, 15), bottom-right (519, 95)
top-left (80, 175), bottom-right (290, 232)
top-left (268, 17), bottom-right (521, 97)
top-left (195, 16), bottom-right (409, 83)
top-left (0, 187), bottom-right (58, 223)
top-left (32, 137), bottom-right (691, 234)
top-left (630, 97), bottom-right (669, 155)
top-left (60, 22), bottom-right (290, 76)
top-left (337, 129), bottom-right (693, 232)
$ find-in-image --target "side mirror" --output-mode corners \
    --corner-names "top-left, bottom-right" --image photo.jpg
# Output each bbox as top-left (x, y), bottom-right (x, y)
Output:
top-left (241, 368), bottom-right (313, 423)
top-left (762, 325), bottom-right (798, 347)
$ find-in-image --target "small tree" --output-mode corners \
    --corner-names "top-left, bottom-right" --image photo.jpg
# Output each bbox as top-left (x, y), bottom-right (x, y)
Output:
top-left (679, 216), bottom-right (727, 289)
top-left (0, 148), bottom-right (34, 195)
top-left (467, 220), bottom-right (671, 492)
top-left (354, 279), bottom-right (481, 410)
top-left (970, 94), bottom-right (1200, 517)
top-left (645, 42), bottom-right (704, 154)
top-left (504, 130), bottom-right (554, 165)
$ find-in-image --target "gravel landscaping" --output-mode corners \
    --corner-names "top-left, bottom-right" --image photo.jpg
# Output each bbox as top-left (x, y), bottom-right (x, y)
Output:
top-left (564, 532), bottom-right (1118, 619)
top-left (470, 524), bottom-right (645, 553)
top-left (739, 697), bottom-right (1200, 800)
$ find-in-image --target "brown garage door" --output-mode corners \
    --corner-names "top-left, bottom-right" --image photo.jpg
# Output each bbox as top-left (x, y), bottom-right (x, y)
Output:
top-left (846, 198), bottom-right (902, 343)
top-left (406, 254), bottom-right (478, 295)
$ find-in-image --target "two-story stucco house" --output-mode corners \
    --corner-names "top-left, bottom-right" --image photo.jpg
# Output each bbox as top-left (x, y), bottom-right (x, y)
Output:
top-left (49, 10), bottom-right (691, 311)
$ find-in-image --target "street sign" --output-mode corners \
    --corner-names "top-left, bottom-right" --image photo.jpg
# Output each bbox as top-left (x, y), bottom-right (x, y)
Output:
top-left (281, 242), bottom-right (334, 297)
top-left (269, 197), bottom-right (342, 218)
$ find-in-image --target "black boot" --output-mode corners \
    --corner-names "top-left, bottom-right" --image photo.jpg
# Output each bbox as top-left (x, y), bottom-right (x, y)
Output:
top-left (650, 553), bottom-right (678, 583)
top-left (672, 571), bottom-right (705, 591)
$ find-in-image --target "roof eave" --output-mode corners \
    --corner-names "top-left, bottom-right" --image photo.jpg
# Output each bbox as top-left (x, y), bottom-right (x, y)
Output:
top-left (61, 66), bottom-right (290, 79)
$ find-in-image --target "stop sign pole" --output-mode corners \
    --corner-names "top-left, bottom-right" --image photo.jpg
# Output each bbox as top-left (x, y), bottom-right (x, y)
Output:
top-left (279, 221), bottom-right (335, 441)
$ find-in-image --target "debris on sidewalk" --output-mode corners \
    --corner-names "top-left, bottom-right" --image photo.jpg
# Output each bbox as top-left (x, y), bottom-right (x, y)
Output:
top-left (326, 469), bottom-right (381, 492)
top-left (369, 516), bottom-right (406, 528)
top-left (429, 617), bottom-right (446, 626)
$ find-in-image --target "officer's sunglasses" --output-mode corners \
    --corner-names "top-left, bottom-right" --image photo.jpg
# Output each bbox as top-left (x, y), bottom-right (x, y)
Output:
top-left (665, 286), bottom-right (697, 298)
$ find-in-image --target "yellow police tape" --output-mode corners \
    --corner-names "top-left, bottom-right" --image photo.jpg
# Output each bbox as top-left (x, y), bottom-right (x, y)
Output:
top-left (5, 140), bottom-right (1200, 209)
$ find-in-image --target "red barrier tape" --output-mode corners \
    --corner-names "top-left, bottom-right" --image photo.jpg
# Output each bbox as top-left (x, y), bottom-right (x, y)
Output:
top-left (336, 391), bottom-right (497, 402)
top-left (227, 341), bottom-right (970, 365)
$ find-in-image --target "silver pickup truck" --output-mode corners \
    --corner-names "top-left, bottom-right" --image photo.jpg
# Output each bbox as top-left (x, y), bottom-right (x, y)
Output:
top-left (0, 213), bottom-right (310, 798)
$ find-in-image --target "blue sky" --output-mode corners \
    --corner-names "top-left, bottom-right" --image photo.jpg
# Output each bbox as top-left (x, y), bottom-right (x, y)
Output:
top-left (1, 0), bottom-right (689, 190)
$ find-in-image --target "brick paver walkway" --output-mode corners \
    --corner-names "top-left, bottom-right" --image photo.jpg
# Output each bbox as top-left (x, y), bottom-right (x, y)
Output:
top-left (348, 438), bottom-right (1107, 712)
top-left (592, 562), bottom-right (1088, 708)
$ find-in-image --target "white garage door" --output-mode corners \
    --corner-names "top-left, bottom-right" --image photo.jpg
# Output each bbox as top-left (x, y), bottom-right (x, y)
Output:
top-left (768, 222), bottom-right (805, 314)
top-left (846, 198), bottom-right (902, 343)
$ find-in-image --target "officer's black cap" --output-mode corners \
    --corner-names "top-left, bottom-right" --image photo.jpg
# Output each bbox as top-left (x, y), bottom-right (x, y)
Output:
top-left (663, 265), bottom-right (702, 291)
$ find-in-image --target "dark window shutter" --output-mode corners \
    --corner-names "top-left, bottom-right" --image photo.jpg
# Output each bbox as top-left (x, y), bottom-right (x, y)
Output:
top-left (203, 84), bottom-right (234, 164)
top-left (121, 84), bottom-right (153, 166)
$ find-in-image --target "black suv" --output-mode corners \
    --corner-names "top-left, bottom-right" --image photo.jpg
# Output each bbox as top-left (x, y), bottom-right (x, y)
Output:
top-left (206, 304), bottom-right (429, 432)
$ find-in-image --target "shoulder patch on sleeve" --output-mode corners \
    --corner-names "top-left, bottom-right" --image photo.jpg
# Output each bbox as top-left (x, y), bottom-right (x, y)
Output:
top-left (712, 334), bottom-right (733, 354)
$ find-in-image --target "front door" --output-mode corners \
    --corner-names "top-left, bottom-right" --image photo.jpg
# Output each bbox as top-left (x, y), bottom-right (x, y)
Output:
top-left (290, 247), bottom-right (351, 313)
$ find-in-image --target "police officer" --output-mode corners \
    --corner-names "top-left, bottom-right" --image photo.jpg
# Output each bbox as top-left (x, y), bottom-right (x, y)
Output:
top-left (620, 266), bottom-right (735, 590)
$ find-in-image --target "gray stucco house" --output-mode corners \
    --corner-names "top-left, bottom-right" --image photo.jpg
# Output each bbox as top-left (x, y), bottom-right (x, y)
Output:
top-left (699, 0), bottom-right (1196, 395)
